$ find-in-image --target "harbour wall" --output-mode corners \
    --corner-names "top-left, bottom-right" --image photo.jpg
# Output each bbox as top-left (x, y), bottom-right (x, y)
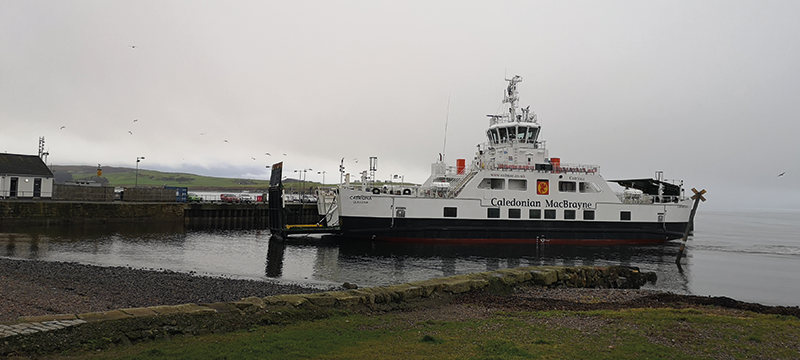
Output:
top-left (0, 202), bottom-right (321, 231)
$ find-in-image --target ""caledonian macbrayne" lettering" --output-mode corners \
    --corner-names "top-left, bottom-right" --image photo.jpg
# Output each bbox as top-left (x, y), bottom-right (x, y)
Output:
top-left (490, 198), bottom-right (594, 209)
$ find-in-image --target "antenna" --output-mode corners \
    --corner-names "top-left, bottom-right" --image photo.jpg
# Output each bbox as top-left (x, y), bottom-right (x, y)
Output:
top-left (441, 94), bottom-right (451, 163)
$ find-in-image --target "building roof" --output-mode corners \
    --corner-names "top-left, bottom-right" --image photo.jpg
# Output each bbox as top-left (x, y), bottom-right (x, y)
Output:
top-left (0, 153), bottom-right (54, 177)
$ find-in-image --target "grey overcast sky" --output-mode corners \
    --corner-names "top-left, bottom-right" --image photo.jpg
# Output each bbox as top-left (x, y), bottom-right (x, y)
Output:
top-left (2, 1), bottom-right (799, 210)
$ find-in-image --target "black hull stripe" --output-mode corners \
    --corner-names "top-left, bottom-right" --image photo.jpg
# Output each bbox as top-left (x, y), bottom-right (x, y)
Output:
top-left (339, 216), bottom-right (688, 244)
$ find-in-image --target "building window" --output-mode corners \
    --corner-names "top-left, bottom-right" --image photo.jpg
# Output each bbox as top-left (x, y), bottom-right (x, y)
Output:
top-left (508, 179), bottom-right (527, 191)
top-left (488, 208), bottom-right (500, 218)
top-left (583, 210), bottom-right (595, 220)
top-left (508, 208), bottom-right (521, 218)
top-left (559, 181), bottom-right (577, 192)
top-left (620, 211), bottom-right (631, 221)
top-left (443, 207), bottom-right (457, 217)
top-left (564, 210), bottom-right (576, 219)
top-left (529, 209), bottom-right (541, 219)
top-left (544, 209), bottom-right (556, 219)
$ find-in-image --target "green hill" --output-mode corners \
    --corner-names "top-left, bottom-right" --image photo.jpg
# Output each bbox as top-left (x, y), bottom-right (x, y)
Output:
top-left (50, 165), bottom-right (310, 192)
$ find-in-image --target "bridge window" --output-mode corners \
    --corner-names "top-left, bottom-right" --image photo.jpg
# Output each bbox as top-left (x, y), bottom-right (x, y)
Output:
top-left (508, 208), bottom-right (521, 218)
top-left (498, 128), bottom-right (508, 143)
top-left (529, 209), bottom-right (541, 219)
top-left (508, 179), bottom-right (527, 191)
top-left (488, 208), bottom-right (500, 218)
top-left (443, 207), bottom-right (457, 217)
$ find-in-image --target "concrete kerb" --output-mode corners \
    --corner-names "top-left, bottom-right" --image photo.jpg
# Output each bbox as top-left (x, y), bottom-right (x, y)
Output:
top-left (1, 265), bottom-right (654, 349)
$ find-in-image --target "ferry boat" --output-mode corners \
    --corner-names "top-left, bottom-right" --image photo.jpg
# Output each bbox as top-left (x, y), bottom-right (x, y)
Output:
top-left (318, 76), bottom-right (693, 244)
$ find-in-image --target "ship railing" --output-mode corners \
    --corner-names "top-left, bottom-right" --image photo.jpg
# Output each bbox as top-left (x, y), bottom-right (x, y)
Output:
top-left (615, 193), bottom-right (685, 204)
top-left (491, 163), bottom-right (600, 174)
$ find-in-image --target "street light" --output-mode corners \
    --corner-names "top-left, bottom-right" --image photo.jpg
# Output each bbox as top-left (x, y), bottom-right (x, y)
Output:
top-left (294, 168), bottom-right (312, 203)
top-left (317, 171), bottom-right (326, 186)
top-left (135, 156), bottom-right (145, 187)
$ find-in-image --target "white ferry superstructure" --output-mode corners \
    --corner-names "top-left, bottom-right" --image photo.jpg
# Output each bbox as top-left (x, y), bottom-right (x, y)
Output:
top-left (319, 76), bottom-right (693, 244)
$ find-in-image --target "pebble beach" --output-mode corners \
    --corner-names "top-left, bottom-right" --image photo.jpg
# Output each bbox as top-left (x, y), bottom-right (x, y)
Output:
top-left (0, 257), bottom-right (328, 323)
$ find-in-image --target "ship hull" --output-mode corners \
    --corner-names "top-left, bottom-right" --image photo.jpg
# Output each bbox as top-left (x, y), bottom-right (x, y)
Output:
top-left (339, 216), bottom-right (689, 245)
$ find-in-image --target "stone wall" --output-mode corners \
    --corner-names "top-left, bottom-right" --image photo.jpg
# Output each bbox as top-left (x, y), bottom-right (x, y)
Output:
top-left (52, 184), bottom-right (115, 202)
top-left (0, 266), bottom-right (655, 355)
top-left (0, 202), bottom-right (185, 229)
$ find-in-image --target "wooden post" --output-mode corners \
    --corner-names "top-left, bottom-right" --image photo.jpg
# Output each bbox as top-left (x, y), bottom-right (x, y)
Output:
top-left (676, 188), bottom-right (707, 265)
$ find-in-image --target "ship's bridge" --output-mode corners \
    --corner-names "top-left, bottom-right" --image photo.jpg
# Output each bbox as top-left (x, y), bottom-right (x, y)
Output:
top-left (486, 120), bottom-right (541, 148)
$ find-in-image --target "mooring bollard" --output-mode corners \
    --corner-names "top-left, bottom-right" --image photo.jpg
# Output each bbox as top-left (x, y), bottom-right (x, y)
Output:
top-left (676, 188), bottom-right (707, 265)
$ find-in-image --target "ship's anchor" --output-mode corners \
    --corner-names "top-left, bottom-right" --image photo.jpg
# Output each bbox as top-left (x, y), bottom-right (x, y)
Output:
top-left (675, 188), bottom-right (707, 265)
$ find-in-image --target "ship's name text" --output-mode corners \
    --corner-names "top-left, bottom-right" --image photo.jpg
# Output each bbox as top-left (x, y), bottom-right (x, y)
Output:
top-left (350, 195), bottom-right (372, 204)
top-left (491, 198), bottom-right (594, 209)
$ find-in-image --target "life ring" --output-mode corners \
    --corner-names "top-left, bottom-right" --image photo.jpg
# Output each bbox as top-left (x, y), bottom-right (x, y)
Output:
top-left (403, 189), bottom-right (411, 195)
top-left (372, 188), bottom-right (380, 194)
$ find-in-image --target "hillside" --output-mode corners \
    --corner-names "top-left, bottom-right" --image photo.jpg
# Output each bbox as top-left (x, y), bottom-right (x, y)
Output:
top-left (50, 165), bottom-right (307, 191)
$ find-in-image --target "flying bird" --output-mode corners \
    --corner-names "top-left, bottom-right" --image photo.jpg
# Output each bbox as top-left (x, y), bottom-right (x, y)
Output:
top-left (199, 132), bottom-right (206, 135)
top-left (59, 126), bottom-right (66, 130)
top-left (265, 152), bottom-right (271, 156)
top-left (283, 153), bottom-right (287, 156)
top-left (224, 140), bottom-right (229, 143)
top-left (130, 45), bottom-right (136, 48)
top-left (128, 131), bottom-right (133, 135)
top-left (778, 172), bottom-right (786, 177)
top-left (353, 158), bottom-right (358, 163)
top-left (252, 157), bottom-right (256, 161)
top-left (133, 119), bottom-right (138, 122)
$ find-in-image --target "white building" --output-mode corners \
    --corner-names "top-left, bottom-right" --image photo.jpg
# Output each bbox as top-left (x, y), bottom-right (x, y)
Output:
top-left (0, 153), bottom-right (55, 199)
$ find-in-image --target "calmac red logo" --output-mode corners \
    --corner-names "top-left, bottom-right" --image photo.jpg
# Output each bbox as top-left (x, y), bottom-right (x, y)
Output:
top-left (537, 180), bottom-right (549, 195)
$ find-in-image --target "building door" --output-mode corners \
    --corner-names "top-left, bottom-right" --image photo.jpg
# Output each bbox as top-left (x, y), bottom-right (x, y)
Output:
top-left (34, 178), bottom-right (42, 198)
top-left (9, 177), bottom-right (18, 197)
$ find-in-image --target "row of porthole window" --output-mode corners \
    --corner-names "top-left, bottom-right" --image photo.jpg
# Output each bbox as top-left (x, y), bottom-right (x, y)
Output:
top-left (443, 207), bottom-right (633, 221)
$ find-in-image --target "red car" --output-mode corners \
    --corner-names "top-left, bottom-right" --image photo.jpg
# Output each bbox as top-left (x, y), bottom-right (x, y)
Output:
top-left (220, 194), bottom-right (239, 203)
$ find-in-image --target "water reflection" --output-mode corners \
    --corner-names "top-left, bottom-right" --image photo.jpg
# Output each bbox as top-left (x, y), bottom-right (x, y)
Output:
top-left (264, 235), bottom-right (691, 293)
top-left (1, 225), bottom-right (692, 294)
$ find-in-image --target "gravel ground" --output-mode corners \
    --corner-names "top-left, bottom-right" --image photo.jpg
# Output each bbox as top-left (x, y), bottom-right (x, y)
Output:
top-left (0, 257), bottom-right (330, 322)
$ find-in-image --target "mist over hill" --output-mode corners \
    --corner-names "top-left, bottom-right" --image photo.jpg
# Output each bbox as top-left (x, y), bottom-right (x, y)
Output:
top-left (49, 165), bottom-right (302, 191)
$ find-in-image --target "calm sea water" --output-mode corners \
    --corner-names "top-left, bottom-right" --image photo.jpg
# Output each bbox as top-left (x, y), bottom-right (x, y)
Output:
top-left (1, 210), bottom-right (798, 306)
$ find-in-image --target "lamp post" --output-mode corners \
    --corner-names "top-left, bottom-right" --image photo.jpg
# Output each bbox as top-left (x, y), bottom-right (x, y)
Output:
top-left (317, 171), bottom-right (326, 186)
top-left (135, 156), bottom-right (145, 187)
top-left (294, 168), bottom-right (312, 203)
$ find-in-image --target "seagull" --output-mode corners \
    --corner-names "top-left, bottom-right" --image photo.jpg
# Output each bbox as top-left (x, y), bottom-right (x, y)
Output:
top-left (59, 126), bottom-right (66, 130)
top-left (778, 172), bottom-right (786, 177)
top-left (283, 153), bottom-right (287, 156)
top-left (133, 119), bottom-right (138, 122)
top-left (265, 152), bottom-right (271, 156)
top-left (130, 45), bottom-right (136, 48)
top-left (128, 131), bottom-right (133, 135)
top-left (251, 157), bottom-right (256, 160)
top-left (224, 140), bottom-right (229, 143)
top-left (199, 132), bottom-right (206, 135)
top-left (354, 158), bottom-right (358, 163)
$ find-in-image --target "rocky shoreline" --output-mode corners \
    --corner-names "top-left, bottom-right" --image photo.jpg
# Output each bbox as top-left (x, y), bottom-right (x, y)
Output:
top-left (0, 257), bottom-right (329, 323)
top-left (3, 257), bottom-right (799, 325)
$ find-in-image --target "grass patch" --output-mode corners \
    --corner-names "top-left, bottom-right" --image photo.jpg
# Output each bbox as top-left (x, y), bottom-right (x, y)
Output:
top-left (34, 307), bottom-right (800, 360)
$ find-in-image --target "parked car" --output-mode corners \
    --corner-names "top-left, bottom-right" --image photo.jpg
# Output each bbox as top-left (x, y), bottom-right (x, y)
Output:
top-left (187, 193), bottom-right (202, 202)
top-left (239, 194), bottom-right (253, 203)
top-left (220, 194), bottom-right (239, 203)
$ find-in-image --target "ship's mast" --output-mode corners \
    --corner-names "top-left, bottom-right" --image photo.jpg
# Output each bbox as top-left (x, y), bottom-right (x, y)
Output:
top-left (503, 75), bottom-right (522, 122)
